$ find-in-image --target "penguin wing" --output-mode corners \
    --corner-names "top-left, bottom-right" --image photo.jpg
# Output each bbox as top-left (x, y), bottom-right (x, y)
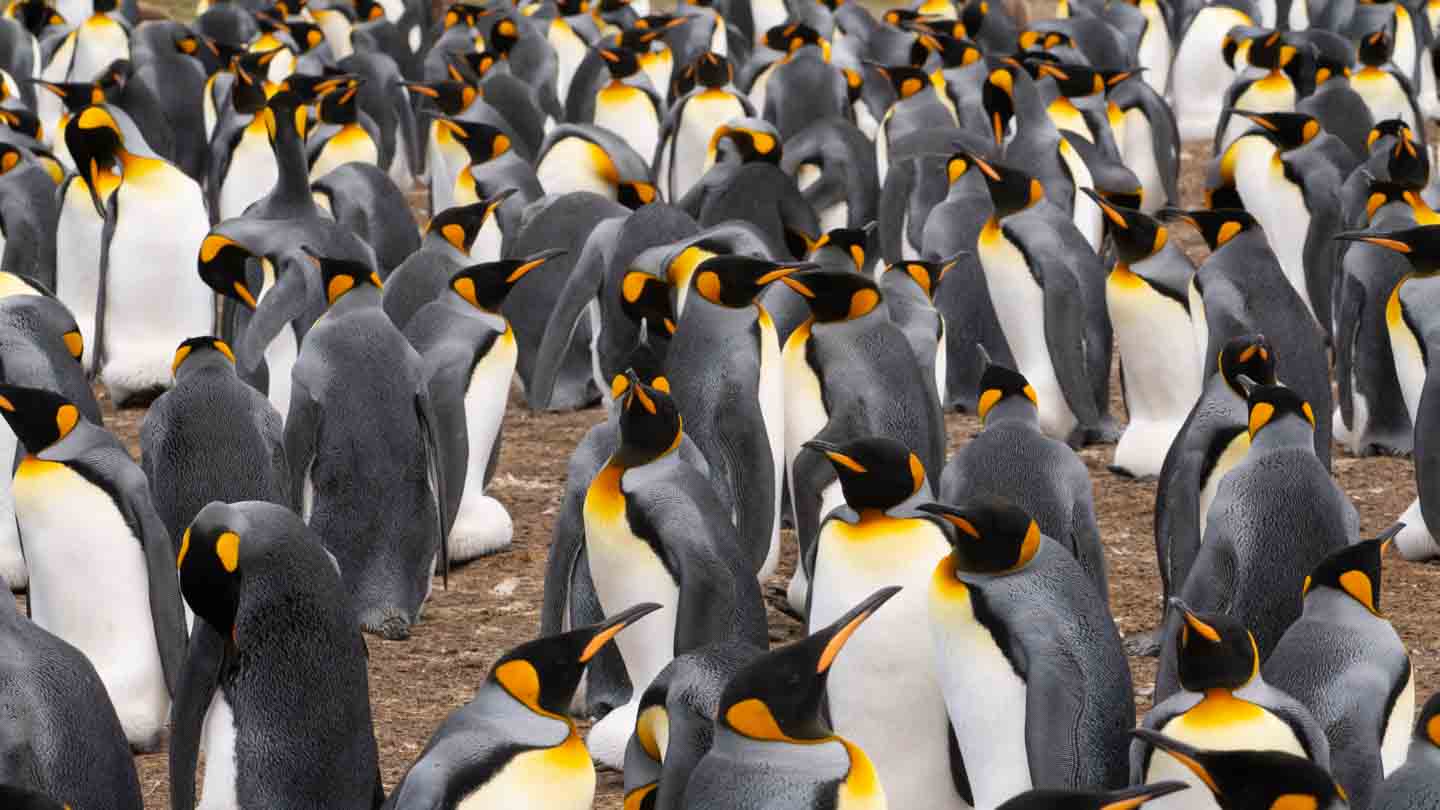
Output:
top-left (1017, 233), bottom-right (1102, 430)
top-left (249, 387), bottom-right (292, 511)
top-left (283, 377), bottom-right (322, 511)
top-left (418, 334), bottom-right (481, 533)
top-left (1212, 77), bottom-right (1256, 153)
top-left (1335, 270), bottom-right (1365, 428)
top-left (877, 159), bottom-right (917, 263)
top-left (1012, 605), bottom-right (1093, 786)
top-left (529, 216), bottom-right (622, 409)
top-left (204, 118), bottom-right (245, 221)
top-left (91, 195), bottom-right (119, 377)
top-left (168, 624), bottom-right (227, 810)
top-left (415, 382), bottom-right (450, 581)
top-left (1414, 365), bottom-right (1440, 538)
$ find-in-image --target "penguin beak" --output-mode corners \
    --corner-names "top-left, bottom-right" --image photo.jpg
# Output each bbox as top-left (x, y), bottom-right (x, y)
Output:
top-left (1098, 782), bottom-right (1190, 810)
top-left (1131, 730), bottom-right (1222, 794)
top-left (578, 602), bottom-right (661, 663)
top-left (915, 502), bottom-right (982, 538)
top-left (755, 261), bottom-right (820, 286)
top-left (1081, 187), bottom-right (1129, 230)
top-left (505, 248), bottom-right (566, 284)
top-left (1333, 231), bottom-right (1412, 253)
top-left (815, 586), bottom-right (901, 674)
top-left (778, 272), bottom-right (816, 298)
top-left (802, 439), bottom-right (866, 473)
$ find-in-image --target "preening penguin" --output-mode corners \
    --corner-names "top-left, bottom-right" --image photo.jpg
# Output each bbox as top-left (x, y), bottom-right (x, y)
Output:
top-left (0, 584), bottom-right (145, 810)
top-left (682, 587), bottom-right (900, 810)
top-left (140, 336), bottom-right (290, 548)
top-left (170, 501), bottom-right (383, 810)
top-left (383, 604), bottom-right (661, 810)
top-left (284, 250), bottom-right (448, 640)
top-left (1132, 731), bottom-right (1351, 810)
top-left (804, 436), bottom-right (965, 810)
top-left (1372, 691), bottom-right (1440, 810)
top-left (1264, 529), bottom-right (1416, 809)
top-left (923, 496), bottom-right (1134, 805)
top-left (580, 372), bottom-right (768, 768)
top-left (0, 383), bottom-right (187, 752)
top-left (939, 353), bottom-right (1108, 596)
top-left (1134, 601), bottom-right (1332, 810)
top-left (997, 783), bottom-right (1191, 810)
top-left (657, 51), bottom-right (751, 202)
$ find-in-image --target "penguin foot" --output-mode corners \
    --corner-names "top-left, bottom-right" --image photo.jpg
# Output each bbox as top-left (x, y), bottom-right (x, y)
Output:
top-left (1394, 500), bottom-right (1440, 562)
top-left (785, 567), bottom-right (810, 618)
top-left (1121, 628), bottom-right (1163, 658)
top-left (587, 699), bottom-right (639, 770)
top-left (100, 364), bottom-right (172, 408)
top-left (361, 610), bottom-right (415, 641)
top-left (448, 497), bottom-right (515, 563)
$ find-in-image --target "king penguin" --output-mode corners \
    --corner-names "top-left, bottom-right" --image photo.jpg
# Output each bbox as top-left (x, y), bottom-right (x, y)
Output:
top-left (998, 784), bottom-right (1190, 810)
top-left (1264, 528), bottom-right (1416, 809)
top-left (382, 604), bottom-right (661, 810)
top-left (922, 496), bottom-right (1134, 805)
top-left (1372, 690), bottom-right (1440, 810)
top-left (1132, 731), bottom-right (1351, 810)
top-left (682, 587), bottom-right (900, 810)
top-left (939, 351), bottom-right (1108, 595)
top-left (0, 383), bottom-right (187, 752)
top-left (656, 51), bottom-right (752, 201)
top-left (383, 192), bottom-right (514, 330)
top-left (803, 436), bottom-right (966, 810)
top-left (169, 501), bottom-right (383, 810)
top-left (1156, 382), bottom-right (1357, 703)
top-left (139, 336), bottom-right (291, 546)
top-left (1134, 601), bottom-right (1332, 810)
top-left (580, 372), bottom-right (768, 768)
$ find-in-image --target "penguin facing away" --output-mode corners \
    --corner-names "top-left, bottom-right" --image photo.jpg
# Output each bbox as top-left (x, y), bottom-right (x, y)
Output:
top-left (1371, 690), bottom-right (1440, 810)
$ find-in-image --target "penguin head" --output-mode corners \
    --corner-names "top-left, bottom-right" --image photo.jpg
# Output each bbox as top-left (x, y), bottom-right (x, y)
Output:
top-left (709, 123), bottom-right (780, 164)
top-left (351, 0), bottom-right (387, 21)
top-left (1017, 29), bottom-right (1074, 52)
top-left (684, 51), bottom-right (733, 91)
top-left (619, 269), bottom-right (677, 336)
top-left (1245, 383), bottom-right (1315, 440)
top-left (449, 249), bottom-right (565, 313)
top-left (597, 45), bottom-right (643, 80)
top-left (870, 63), bottom-right (932, 100)
top-left (1382, 127), bottom-right (1430, 190)
top-left (913, 33), bottom-right (983, 70)
top-left (64, 106), bottom-right (126, 188)
top-left (490, 603), bottom-right (661, 716)
top-left (436, 118), bottom-right (513, 163)
top-left (282, 20), bottom-right (327, 53)
top-left (178, 502), bottom-right (252, 640)
top-left (616, 180), bottom-right (658, 210)
top-left (981, 64), bottom-right (1020, 144)
top-left (691, 256), bottom-right (818, 308)
top-left (974, 351), bottom-right (1039, 424)
top-left (1246, 30), bottom-right (1298, 72)
top-left (1358, 29), bottom-right (1393, 67)
top-left (33, 79), bottom-right (107, 114)
top-left (1080, 188), bottom-right (1167, 265)
top-left (1131, 731), bottom-right (1348, 810)
top-left (612, 331), bottom-right (669, 397)
top-left (996, 783), bottom-right (1190, 810)
top-left (488, 16), bottom-right (523, 57)
top-left (277, 71), bottom-right (344, 104)
top-left (1301, 524), bottom-right (1400, 616)
top-left (613, 372), bottom-right (683, 467)
top-left (261, 90), bottom-right (308, 143)
top-left (171, 336), bottom-right (236, 378)
top-left (1367, 118), bottom-right (1415, 155)
top-left (1415, 690), bottom-right (1440, 749)
top-left (302, 247), bottom-right (383, 306)
top-left (9, 0), bottom-right (65, 38)
top-left (807, 225), bottom-right (874, 273)
top-left (0, 108), bottom-right (44, 143)
top-left (198, 234), bottom-right (262, 311)
top-left (1218, 335), bottom-right (1277, 397)
top-left (445, 50), bottom-right (501, 84)
top-left (0, 785), bottom-right (67, 810)
top-left (1334, 225), bottom-right (1440, 273)
top-left (884, 256), bottom-right (958, 303)
top-left (785, 269), bottom-right (882, 322)
top-left (89, 0), bottom-right (116, 14)
top-left (880, 8), bottom-right (921, 28)
top-left (404, 80), bottom-right (479, 117)
top-left (427, 190), bottom-right (514, 253)
top-left (962, 153), bottom-right (1045, 218)
top-left (1363, 180), bottom-right (1428, 220)
top-left (762, 23), bottom-right (828, 61)
top-left (315, 74), bottom-right (364, 125)
top-left (804, 437), bottom-right (927, 510)
top-left (1231, 110), bottom-right (1322, 151)
top-left (960, 0), bottom-right (996, 37)
top-left (1160, 209), bottom-right (1258, 251)
top-left (719, 586), bottom-right (900, 742)
top-left (230, 50), bottom-right (282, 113)
top-left (0, 384), bottom-right (82, 455)
top-left (1169, 598), bottom-right (1260, 692)
top-left (1027, 59), bottom-right (1134, 98)
top-left (441, 2), bottom-right (489, 29)
top-left (919, 496), bottom-right (1042, 574)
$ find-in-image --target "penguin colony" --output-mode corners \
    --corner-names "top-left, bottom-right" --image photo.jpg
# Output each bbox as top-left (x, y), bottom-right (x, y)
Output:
top-left (0, 0), bottom-right (1438, 805)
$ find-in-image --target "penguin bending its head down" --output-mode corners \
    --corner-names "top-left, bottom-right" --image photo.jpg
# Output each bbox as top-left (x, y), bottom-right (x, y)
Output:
top-left (1132, 731), bottom-right (1350, 810)
top-left (997, 783), bottom-right (1190, 810)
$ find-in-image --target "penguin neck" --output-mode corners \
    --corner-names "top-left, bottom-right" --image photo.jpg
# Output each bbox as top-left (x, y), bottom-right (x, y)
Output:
top-left (329, 285), bottom-right (382, 313)
top-left (267, 120), bottom-right (314, 211)
top-left (984, 397), bottom-right (1039, 427)
top-left (176, 354), bottom-right (236, 380)
top-left (1300, 586), bottom-right (1378, 623)
top-left (1248, 419), bottom-right (1314, 453)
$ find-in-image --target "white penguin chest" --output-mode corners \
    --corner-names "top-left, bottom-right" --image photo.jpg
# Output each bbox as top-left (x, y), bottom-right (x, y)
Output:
top-left (1382, 669), bottom-right (1416, 775)
top-left (1234, 143), bottom-right (1312, 319)
top-left (220, 123), bottom-right (279, 221)
top-left (311, 125), bottom-right (379, 182)
top-left (1197, 431), bottom-right (1250, 539)
top-left (462, 327), bottom-right (518, 484)
top-left (593, 85), bottom-right (658, 167)
top-left (1388, 291), bottom-right (1426, 421)
top-left (929, 572), bottom-right (1032, 809)
top-left (1220, 76), bottom-right (1294, 150)
top-left (547, 19), bottom-right (588, 104)
top-left (457, 733), bottom-right (595, 810)
top-left (756, 309), bottom-right (785, 577)
top-left (782, 326), bottom-right (829, 476)
top-left (1355, 69), bottom-right (1417, 129)
top-left (1058, 139), bottom-right (1102, 250)
top-left (1107, 266), bottom-right (1200, 420)
top-left (198, 691), bottom-right (240, 810)
top-left (55, 179), bottom-right (106, 365)
top-left (537, 137), bottom-right (615, 200)
top-left (671, 92), bottom-right (745, 199)
top-left (1121, 109), bottom-right (1163, 213)
top-left (1145, 694), bottom-right (1306, 810)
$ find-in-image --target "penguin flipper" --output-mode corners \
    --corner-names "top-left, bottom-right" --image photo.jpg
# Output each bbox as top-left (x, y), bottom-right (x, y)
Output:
top-left (1413, 368), bottom-right (1440, 543)
top-left (1152, 427), bottom-right (1209, 604)
top-left (168, 624), bottom-right (226, 810)
top-left (1039, 267), bottom-right (1103, 431)
top-left (415, 386), bottom-right (450, 586)
top-left (92, 194), bottom-right (119, 377)
top-left (122, 461), bottom-right (189, 694)
top-left (1335, 272), bottom-right (1365, 430)
top-left (877, 160), bottom-right (916, 263)
top-left (283, 377), bottom-right (322, 512)
top-left (529, 217), bottom-right (620, 409)
top-left (947, 721), bottom-right (975, 806)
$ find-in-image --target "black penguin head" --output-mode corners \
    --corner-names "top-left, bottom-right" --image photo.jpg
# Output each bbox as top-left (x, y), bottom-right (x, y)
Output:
top-left (710, 123), bottom-right (780, 164)
top-left (963, 153), bottom-right (1045, 218)
top-left (975, 354), bottom-right (1038, 423)
top-left (1017, 28), bottom-right (1074, 51)
top-left (995, 783), bottom-right (1190, 810)
top-left (178, 502), bottom-right (250, 639)
top-left (436, 118), bottom-right (513, 163)
top-left (33, 79), bottom-right (106, 115)
top-left (0, 107), bottom-right (43, 142)
top-left (302, 247), bottom-right (382, 306)
top-left (688, 51), bottom-right (733, 90)
top-left (1029, 60), bottom-right (1134, 98)
top-left (1161, 209), bottom-right (1258, 251)
top-left (808, 225), bottom-right (874, 272)
top-left (427, 190), bottom-right (513, 253)
top-left (444, 50), bottom-right (501, 84)
top-left (614, 372), bottom-right (683, 467)
top-left (611, 333), bottom-right (669, 398)
top-left (959, 0), bottom-right (995, 36)
top-left (880, 8), bottom-right (921, 28)
top-left (9, 0), bottom-right (65, 37)
top-left (1334, 225), bottom-right (1440, 274)
top-left (619, 269), bottom-right (677, 336)
top-left (1416, 690), bottom-right (1440, 749)
top-left (1218, 335), bottom-right (1277, 397)
top-left (261, 90), bottom-right (308, 143)
top-left (691, 256), bottom-right (817, 308)
top-left (914, 33), bottom-right (983, 70)
top-left (1383, 127), bottom-right (1430, 190)
top-left (0, 785), bottom-right (67, 810)
top-left (315, 74), bottom-right (363, 125)
top-left (1363, 180), bottom-right (1428, 220)
top-left (490, 603), bottom-right (661, 716)
top-left (885, 256), bottom-right (958, 303)
top-left (0, 384), bottom-right (82, 454)
top-left (1246, 383), bottom-right (1315, 439)
top-left (1131, 731), bottom-right (1347, 810)
top-left (449, 249), bottom-right (564, 313)
top-left (762, 23), bottom-right (827, 59)
top-left (172, 26), bottom-right (210, 59)
top-left (65, 106), bottom-right (125, 193)
top-left (1169, 598), bottom-right (1260, 692)
top-left (230, 50), bottom-right (282, 113)
top-left (1232, 110), bottom-right (1322, 151)
top-left (1080, 188), bottom-right (1168, 264)
top-left (89, 0), bottom-right (116, 14)
top-left (488, 16), bottom-right (522, 57)
top-left (981, 64), bottom-right (1019, 144)
top-left (172, 336), bottom-right (236, 377)
top-left (1367, 118), bottom-right (1415, 154)
top-left (616, 180), bottom-right (658, 210)
top-left (276, 71), bottom-right (341, 104)
top-left (597, 45), bottom-right (643, 80)
top-left (197, 233), bottom-right (261, 311)
top-left (804, 437), bottom-right (927, 510)
top-left (870, 63), bottom-right (932, 100)
top-left (404, 80), bottom-right (479, 116)
top-left (719, 586), bottom-right (899, 742)
top-left (786, 269), bottom-right (882, 323)
top-left (1246, 30), bottom-right (1298, 71)
top-left (441, 2), bottom-right (489, 29)
top-left (282, 20), bottom-right (327, 53)
top-left (1358, 29), bottom-right (1393, 67)
top-left (1302, 524), bottom-right (1400, 616)
top-left (919, 496), bottom-right (1043, 574)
